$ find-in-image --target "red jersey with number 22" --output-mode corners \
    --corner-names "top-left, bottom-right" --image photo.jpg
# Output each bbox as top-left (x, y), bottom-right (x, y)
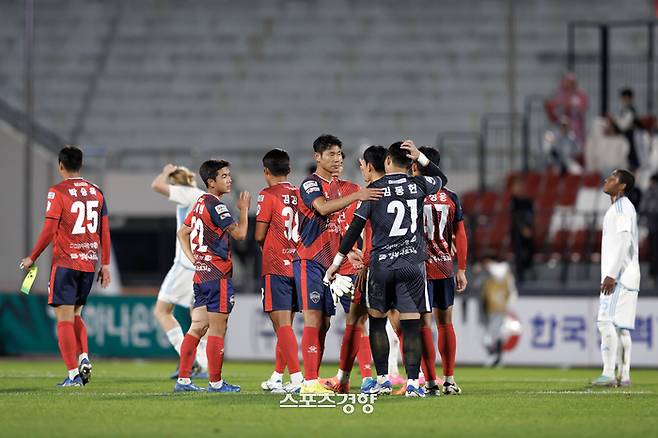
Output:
top-left (45, 178), bottom-right (108, 272)
top-left (184, 193), bottom-right (235, 283)
top-left (256, 182), bottom-right (299, 277)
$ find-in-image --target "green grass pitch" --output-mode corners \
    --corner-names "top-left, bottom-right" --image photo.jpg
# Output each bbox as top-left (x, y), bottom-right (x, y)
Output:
top-left (1, 359), bottom-right (657, 437)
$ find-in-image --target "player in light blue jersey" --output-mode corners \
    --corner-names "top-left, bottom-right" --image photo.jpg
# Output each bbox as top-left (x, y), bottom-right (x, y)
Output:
top-left (151, 164), bottom-right (208, 377)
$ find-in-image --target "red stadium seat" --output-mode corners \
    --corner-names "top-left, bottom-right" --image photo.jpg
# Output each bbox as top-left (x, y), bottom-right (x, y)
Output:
top-left (582, 172), bottom-right (602, 188)
top-left (461, 191), bottom-right (479, 214)
top-left (478, 191), bottom-right (500, 216)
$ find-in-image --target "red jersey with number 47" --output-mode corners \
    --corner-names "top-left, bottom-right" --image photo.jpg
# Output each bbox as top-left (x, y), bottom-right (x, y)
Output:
top-left (256, 182), bottom-right (300, 277)
top-left (184, 193), bottom-right (235, 283)
top-left (423, 188), bottom-right (463, 280)
top-left (45, 178), bottom-right (109, 272)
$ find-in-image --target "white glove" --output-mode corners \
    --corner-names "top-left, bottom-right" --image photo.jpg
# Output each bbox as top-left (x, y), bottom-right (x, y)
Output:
top-left (329, 274), bottom-right (355, 306)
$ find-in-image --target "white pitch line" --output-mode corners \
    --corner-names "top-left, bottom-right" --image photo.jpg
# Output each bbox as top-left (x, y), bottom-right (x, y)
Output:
top-left (516, 390), bottom-right (654, 395)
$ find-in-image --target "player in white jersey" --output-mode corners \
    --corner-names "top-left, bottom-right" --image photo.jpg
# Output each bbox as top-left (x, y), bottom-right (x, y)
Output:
top-left (151, 164), bottom-right (208, 377)
top-left (592, 169), bottom-right (640, 387)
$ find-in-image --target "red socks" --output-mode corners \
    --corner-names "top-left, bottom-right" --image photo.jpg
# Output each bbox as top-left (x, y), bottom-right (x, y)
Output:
top-left (356, 332), bottom-right (373, 378)
top-left (338, 324), bottom-right (360, 374)
top-left (317, 328), bottom-right (327, 374)
top-left (302, 327), bottom-right (320, 380)
top-left (57, 321), bottom-right (78, 370)
top-left (73, 316), bottom-right (88, 357)
top-left (275, 342), bottom-right (285, 374)
top-left (438, 324), bottom-right (456, 377)
top-left (276, 326), bottom-right (301, 374)
top-left (207, 336), bottom-right (225, 382)
top-left (178, 334), bottom-right (200, 378)
top-left (420, 326), bottom-right (437, 381)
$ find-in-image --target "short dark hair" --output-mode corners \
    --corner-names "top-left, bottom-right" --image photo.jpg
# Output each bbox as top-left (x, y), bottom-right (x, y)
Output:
top-left (620, 88), bottom-right (634, 98)
top-left (313, 134), bottom-right (342, 154)
top-left (418, 146), bottom-right (440, 176)
top-left (615, 169), bottom-right (635, 196)
top-left (58, 145), bottom-right (83, 172)
top-left (199, 159), bottom-right (230, 188)
top-left (362, 145), bottom-right (386, 173)
top-left (387, 141), bottom-right (412, 169)
top-left (262, 148), bottom-right (290, 176)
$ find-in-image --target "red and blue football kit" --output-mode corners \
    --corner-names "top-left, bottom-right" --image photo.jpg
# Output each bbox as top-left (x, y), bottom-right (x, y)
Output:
top-left (294, 173), bottom-right (343, 314)
top-left (423, 188), bottom-right (464, 310)
top-left (256, 182), bottom-right (300, 312)
top-left (29, 178), bottom-right (111, 306)
top-left (334, 179), bottom-right (361, 312)
top-left (184, 193), bottom-right (236, 314)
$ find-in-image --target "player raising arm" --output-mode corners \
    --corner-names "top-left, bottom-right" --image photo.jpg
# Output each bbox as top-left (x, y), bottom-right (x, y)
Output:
top-left (294, 134), bottom-right (382, 394)
top-left (20, 146), bottom-right (111, 387)
top-left (325, 140), bottom-right (446, 398)
top-left (150, 164), bottom-right (208, 379)
top-left (174, 159), bottom-right (251, 393)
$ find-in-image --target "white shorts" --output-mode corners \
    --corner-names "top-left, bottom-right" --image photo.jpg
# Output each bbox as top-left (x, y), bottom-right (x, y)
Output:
top-left (597, 283), bottom-right (638, 330)
top-left (157, 263), bottom-right (195, 308)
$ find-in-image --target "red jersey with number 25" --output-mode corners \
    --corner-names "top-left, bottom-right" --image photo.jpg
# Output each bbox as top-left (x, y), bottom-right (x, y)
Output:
top-left (184, 193), bottom-right (235, 283)
top-left (256, 182), bottom-right (299, 277)
top-left (423, 188), bottom-right (463, 280)
top-left (45, 178), bottom-right (108, 272)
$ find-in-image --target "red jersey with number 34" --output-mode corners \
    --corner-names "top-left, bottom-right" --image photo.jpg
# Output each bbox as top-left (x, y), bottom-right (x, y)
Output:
top-left (184, 193), bottom-right (235, 283)
top-left (45, 178), bottom-right (108, 272)
top-left (256, 182), bottom-right (299, 277)
top-left (423, 188), bottom-right (463, 279)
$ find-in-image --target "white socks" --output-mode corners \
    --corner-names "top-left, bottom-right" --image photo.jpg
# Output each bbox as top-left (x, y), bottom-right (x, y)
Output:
top-left (209, 380), bottom-right (223, 389)
top-left (376, 375), bottom-right (388, 385)
top-left (68, 368), bottom-right (80, 380)
top-left (196, 339), bottom-right (208, 370)
top-left (597, 321), bottom-right (618, 378)
top-left (617, 328), bottom-right (632, 381)
top-left (270, 371), bottom-right (283, 382)
top-left (445, 375), bottom-right (455, 384)
top-left (407, 379), bottom-right (419, 389)
top-left (386, 321), bottom-right (400, 375)
top-left (177, 377), bottom-right (191, 385)
top-left (290, 372), bottom-right (304, 385)
top-left (78, 352), bottom-right (89, 365)
top-left (337, 369), bottom-right (349, 384)
top-left (166, 327), bottom-right (184, 355)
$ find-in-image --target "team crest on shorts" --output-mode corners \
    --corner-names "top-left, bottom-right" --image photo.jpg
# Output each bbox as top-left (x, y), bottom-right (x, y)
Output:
top-left (310, 291), bottom-right (321, 304)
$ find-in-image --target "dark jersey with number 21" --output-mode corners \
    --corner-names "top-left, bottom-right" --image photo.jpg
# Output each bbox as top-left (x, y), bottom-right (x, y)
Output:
top-left (354, 172), bottom-right (443, 269)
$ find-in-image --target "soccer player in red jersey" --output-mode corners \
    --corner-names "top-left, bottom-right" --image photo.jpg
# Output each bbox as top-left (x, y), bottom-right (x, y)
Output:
top-left (323, 146), bottom-right (387, 393)
top-left (174, 159), bottom-right (251, 393)
top-left (20, 146), bottom-right (111, 387)
top-left (295, 134), bottom-right (382, 394)
top-left (255, 149), bottom-right (304, 394)
top-left (413, 146), bottom-right (468, 395)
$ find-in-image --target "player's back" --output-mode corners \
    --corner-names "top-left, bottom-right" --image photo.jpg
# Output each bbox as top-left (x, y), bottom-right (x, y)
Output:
top-left (47, 178), bottom-right (107, 272)
top-left (186, 193), bottom-right (234, 283)
top-left (258, 182), bottom-right (300, 277)
top-left (355, 172), bottom-right (442, 269)
top-left (424, 188), bottom-right (463, 279)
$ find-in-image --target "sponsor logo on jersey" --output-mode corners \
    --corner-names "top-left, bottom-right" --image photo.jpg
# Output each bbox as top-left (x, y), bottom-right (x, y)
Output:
top-left (303, 180), bottom-right (320, 193)
top-left (215, 204), bottom-right (229, 215)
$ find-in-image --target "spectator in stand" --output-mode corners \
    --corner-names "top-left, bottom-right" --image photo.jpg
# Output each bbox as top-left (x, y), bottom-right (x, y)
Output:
top-left (640, 173), bottom-right (658, 285)
top-left (509, 178), bottom-right (535, 283)
top-left (607, 88), bottom-right (641, 171)
top-left (542, 116), bottom-right (583, 174)
top-left (545, 72), bottom-right (589, 150)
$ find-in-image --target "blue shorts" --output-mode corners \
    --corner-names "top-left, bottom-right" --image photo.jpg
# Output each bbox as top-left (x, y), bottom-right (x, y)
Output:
top-left (339, 275), bottom-right (357, 313)
top-left (48, 266), bottom-right (94, 306)
top-left (293, 259), bottom-right (335, 316)
top-left (262, 274), bottom-right (299, 312)
top-left (427, 278), bottom-right (456, 310)
top-left (193, 278), bottom-right (234, 314)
